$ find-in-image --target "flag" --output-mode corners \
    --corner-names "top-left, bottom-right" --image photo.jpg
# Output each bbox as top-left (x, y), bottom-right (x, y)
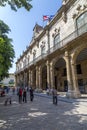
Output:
top-left (43, 15), bottom-right (54, 21)
top-left (43, 15), bottom-right (49, 21)
top-left (49, 15), bottom-right (54, 20)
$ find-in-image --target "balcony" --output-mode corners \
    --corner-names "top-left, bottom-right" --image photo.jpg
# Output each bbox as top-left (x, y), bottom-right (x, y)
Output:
top-left (48, 23), bottom-right (87, 54)
top-left (15, 23), bottom-right (87, 73)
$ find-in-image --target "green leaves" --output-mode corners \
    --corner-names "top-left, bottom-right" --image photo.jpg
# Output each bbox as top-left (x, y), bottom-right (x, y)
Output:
top-left (0, 0), bottom-right (32, 11)
top-left (0, 20), bottom-right (11, 35)
top-left (0, 20), bottom-right (15, 81)
top-left (0, 0), bottom-right (32, 80)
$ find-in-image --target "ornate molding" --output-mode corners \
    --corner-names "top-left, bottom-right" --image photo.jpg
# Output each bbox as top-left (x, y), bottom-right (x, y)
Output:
top-left (62, 12), bottom-right (67, 23)
top-left (76, 4), bottom-right (81, 11)
top-left (72, 4), bottom-right (87, 19)
top-left (40, 41), bottom-right (46, 48)
top-left (33, 49), bottom-right (36, 55)
top-left (52, 27), bottom-right (60, 37)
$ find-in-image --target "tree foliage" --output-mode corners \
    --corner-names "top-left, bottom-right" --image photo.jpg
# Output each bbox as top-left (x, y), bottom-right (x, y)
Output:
top-left (0, 20), bottom-right (15, 81)
top-left (0, 0), bottom-right (32, 11)
top-left (0, 0), bottom-right (32, 81)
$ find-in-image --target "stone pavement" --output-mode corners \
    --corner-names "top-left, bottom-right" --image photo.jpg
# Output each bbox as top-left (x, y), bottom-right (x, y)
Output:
top-left (0, 92), bottom-right (87, 130)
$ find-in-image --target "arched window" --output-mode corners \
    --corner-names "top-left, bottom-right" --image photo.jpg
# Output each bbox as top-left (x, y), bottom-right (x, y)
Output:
top-left (41, 41), bottom-right (46, 55)
top-left (41, 46), bottom-right (45, 55)
top-left (76, 11), bottom-right (87, 35)
top-left (77, 12), bottom-right (87, 28)
top-left (33, 50), bottom-right (36, 61)
top-left (28, 55), bottom-right (30, 63)
top-left (54, 34), bottom-right (60, 45)
top-left (33, 53), bottom-right (36, 60)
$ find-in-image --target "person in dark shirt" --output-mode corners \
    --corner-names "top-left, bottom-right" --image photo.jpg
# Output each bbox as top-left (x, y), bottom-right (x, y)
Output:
top-left (18, 88), bottom-right (23, 103)
top-left (52, 88), bottom-right (57, 105)
top-left (30, 87), bottom-right (34, 101)
top-left (23, 88), bottom-right (27, 103)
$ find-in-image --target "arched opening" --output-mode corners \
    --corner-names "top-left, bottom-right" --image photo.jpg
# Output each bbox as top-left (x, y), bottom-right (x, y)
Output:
top-left (76, 48), bottom-right (87, 94)
top-left (54, 58), bottom-right (67, 92)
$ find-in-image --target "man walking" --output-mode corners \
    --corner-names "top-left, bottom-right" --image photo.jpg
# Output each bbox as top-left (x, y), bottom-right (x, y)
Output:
top-left (52, 87), bottom-right (57, 105)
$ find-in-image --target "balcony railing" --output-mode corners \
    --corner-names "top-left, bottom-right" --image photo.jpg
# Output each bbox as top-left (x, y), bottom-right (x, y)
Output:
top-left (16, 23), bottom-right (87, 73)
top-left (48, 23), bottom-right (87, 54)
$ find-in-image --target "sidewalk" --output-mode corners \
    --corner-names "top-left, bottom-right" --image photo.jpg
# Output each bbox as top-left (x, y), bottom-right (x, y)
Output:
top-left (34, 91), bottom-right (87, 105)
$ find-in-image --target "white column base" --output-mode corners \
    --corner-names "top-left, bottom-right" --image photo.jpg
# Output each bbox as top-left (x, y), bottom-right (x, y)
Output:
top-left (66, 90), bottom-right (81, 98)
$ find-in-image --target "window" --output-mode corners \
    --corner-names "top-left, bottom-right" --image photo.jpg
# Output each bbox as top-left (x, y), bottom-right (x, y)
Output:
top-left (27, 55), bottom-right (30, 64)
top-left (20, 63), bottom-right (22, 68)
top-left (76, 64), bottom-right (82, 74)
top-left (76, 11), bottom-right (87, 35)
top-left (33, 50), bottom-right (36, 61)
top-left (54, 34), bottom-right (60, 45)
top-left (41, 46), bottom-right (45, 55)
top-left (33, 53), bottom-right (36, 60)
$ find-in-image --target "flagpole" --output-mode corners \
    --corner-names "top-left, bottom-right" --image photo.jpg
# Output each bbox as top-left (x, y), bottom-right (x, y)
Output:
top-left (42, 16), bottom-right (44, 28)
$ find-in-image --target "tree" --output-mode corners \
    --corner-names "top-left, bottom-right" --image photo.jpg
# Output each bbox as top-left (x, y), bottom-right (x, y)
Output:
top-left (0, 20), bottom-right (15, 81)
top-left (0, 0), bottom-right (32, 11)
top-left (0, 0), bottom-right (32, 81)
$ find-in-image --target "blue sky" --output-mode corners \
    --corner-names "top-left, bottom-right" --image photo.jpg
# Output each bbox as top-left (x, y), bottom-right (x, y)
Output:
top-left (0, 0), bottom-right (62, 73)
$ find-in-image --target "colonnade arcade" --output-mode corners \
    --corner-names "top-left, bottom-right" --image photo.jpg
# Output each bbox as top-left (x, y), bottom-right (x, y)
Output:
top-left (15, 42), bottom-right (87, 98)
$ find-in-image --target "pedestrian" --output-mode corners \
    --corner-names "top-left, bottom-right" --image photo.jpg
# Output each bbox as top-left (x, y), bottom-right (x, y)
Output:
top-left (18, 88), bottom-right (23, 103)
top-left (29, 87), bottom-right (34, 101)
top-left (12, 87), bottom-right (15, 94)
top-left (23, 88), bottom-right (27, 103)
top-left (4, 92), bottom-right (12, 106)
top-left (52, 87), bottom-right (57, 105)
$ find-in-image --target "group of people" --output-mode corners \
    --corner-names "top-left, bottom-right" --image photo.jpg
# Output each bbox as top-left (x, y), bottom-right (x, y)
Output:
top-left (17, 87), bottom-right (34, 103)
top-left (4, 86), bottom-right (58, 106)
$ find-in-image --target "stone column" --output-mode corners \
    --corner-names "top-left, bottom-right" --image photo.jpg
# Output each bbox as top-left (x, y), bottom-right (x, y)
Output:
top-left (30, 70), bottom-right (33, 88)
top-left (36, 66), bottom-right (39, 89)
top-left (29, 70), bottom-right (31, 87)
top-left (23, 71), bottom-right (26, 87)
top-left (38, 66), bottom-right (42, 89)
top-left (64, 51), bottom-right (73, 98)
top-left (46, 60), bottom-right (51, 88)
top-left (50, 62), bottom-right (55, 88)
top-left (71, 60), bottom-right (81, 98)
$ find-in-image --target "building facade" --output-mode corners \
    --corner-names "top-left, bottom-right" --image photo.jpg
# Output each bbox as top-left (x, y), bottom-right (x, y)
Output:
top-left (15, 0), bottom-right (87, 98)
top-left (1, 73), bottom-right (15, 87)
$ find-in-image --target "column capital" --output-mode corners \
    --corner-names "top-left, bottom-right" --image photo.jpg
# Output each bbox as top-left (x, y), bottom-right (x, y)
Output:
top-left (64, 51), bottom-right (71, 59)
top-left (63, 51), bottom-right (71, 63)
top-left (50, 62), bottom-right (54, 71)
top-left (46, 60), bottom-right (50, 66)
